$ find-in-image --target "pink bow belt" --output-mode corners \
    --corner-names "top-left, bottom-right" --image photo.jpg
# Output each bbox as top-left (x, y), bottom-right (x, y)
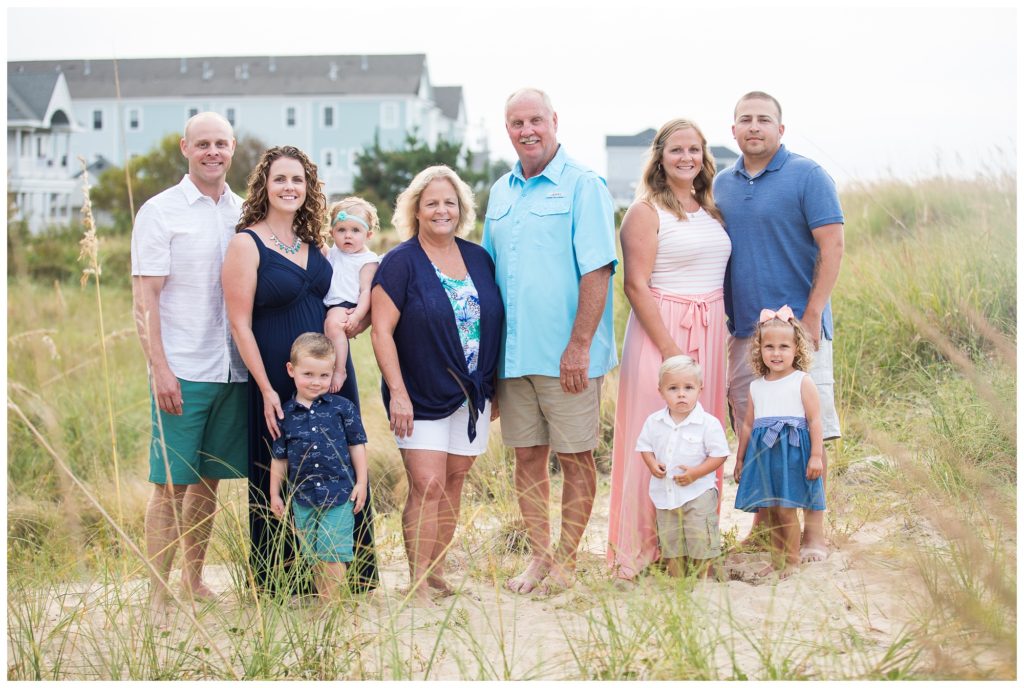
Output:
top-left (649, 287), bottom-right (723, 361)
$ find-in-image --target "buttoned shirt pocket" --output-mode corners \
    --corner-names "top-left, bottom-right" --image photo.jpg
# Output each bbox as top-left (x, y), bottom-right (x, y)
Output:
top-left (528, 200), bottom-right (572, 253)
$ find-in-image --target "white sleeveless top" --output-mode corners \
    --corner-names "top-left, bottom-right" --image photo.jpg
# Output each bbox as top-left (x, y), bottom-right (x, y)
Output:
top-left (749, 370), bottom-right (807, 419)
top-left (648, 206), bottom-right (731, 295)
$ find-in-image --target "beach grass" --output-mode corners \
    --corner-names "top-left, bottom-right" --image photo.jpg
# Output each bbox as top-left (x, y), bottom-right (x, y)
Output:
top-left (6, 171), bottom-right (1015, 679)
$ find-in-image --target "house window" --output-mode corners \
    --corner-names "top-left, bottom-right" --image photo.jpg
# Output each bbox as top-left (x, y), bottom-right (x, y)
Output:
top-left (380, 102), bottom-right (399, 129)
top-left (187, 107), bottom-right (199, 118)
top-left (323, 106), bottom-right (334, 128)
top-left (92, 109), bottom-right (103, 130)
top-left (225, 108), bottom-right (236, 126)
top-left (285, 106), bottom-right (296, 128)
top-left (127, 108), bottom-right (141, 131)
top-left (323, 150), bottom-right (334, 168)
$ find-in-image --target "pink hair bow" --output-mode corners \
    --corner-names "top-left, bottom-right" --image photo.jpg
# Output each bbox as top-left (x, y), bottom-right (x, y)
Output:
top-left (759, 305), bottom-right (795, 323)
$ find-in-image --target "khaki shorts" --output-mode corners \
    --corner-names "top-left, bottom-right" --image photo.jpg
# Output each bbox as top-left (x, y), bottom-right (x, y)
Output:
top-left (656, 488), bottom-right (721, 560)
top-left (496, 375), bottom-right (603, 454)
top-left (727, 335), bottom-right (841, 440)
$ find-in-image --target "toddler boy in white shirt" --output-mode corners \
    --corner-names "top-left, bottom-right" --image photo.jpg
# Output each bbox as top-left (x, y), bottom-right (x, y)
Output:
top-left (636, 355), bottom-right (729, 578)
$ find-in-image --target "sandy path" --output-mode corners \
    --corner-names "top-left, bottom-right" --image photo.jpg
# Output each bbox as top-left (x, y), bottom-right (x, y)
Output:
top-left (13, 451), bottom-right (928, 680)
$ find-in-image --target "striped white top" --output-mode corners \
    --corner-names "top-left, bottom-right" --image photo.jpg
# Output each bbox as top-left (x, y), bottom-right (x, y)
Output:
top-left (649, 206), bottom-right (731, 295)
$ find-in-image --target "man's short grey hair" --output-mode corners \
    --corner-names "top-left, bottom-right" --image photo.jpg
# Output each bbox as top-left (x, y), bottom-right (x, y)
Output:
top-left (183, 111), bottom-right (234, 141)
top-left (505, 88), bottom-right (555, 116)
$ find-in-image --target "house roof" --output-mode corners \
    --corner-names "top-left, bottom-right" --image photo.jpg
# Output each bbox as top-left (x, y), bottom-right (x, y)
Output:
top-left (8, 72), bottom-right (61, 122)
top-left (606, 128), bottom-right (656, 147)
top-left (433, 86), bottom-right (463, 120)
top-left (606, 128), bottom-right (739, 160)
top-left (710, 145), bottom-right (738, 160)
top-left (8, 54), bottom-right (429, 99)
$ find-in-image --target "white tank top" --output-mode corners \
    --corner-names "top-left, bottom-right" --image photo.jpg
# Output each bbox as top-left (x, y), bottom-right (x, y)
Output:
top-left (648, 206), bottom-right (731, 295)
top-left (750, 370), bottom-right (807, 419)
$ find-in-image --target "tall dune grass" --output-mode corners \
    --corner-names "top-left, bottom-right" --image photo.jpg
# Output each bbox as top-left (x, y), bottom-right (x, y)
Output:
top-left (6, 171), bottom-right (1015, 679)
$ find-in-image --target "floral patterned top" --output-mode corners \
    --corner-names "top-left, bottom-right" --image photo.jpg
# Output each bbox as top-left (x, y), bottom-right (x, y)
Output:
top-left (433, 264), bottom-right (481, 374)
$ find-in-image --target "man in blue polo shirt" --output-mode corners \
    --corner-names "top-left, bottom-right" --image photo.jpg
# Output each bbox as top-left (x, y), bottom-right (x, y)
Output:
top-left (714, 91), bottom-right (844, 563)
top-left (483, 88), bottom-right (617, 594)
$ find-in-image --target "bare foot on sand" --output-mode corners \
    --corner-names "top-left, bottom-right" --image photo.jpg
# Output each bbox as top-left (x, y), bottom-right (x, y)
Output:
top-left (800, 544), bottom-right (829, 563)
top-left (148, 595), bottom-right (172, 630)
top-left (778, 564), bottom-right (800, 580)
top-left (537, 563), bottom-right (575, 596)
top-left (426, 575), bottom-right (455, 597)
top-left (506, 558), bottom-right (550, 594)
top-left (755, 562), bottom-right (776, 578)
top-left (182, 582), bottom-right (218, 602)
top-left (404, 586), bottom-right (439, 608)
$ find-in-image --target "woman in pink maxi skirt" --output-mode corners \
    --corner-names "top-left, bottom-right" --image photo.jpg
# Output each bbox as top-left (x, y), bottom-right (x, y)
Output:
top-left (607, 119), bottom-right (732, 580)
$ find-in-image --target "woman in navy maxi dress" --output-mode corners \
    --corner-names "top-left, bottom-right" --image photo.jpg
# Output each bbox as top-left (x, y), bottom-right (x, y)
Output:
top-left (224, 147), bottom-right (377, 595)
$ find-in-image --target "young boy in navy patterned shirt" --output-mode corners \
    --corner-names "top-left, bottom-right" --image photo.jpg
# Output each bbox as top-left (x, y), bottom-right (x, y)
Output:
top-left (269, 333), bottom-right (368, 601)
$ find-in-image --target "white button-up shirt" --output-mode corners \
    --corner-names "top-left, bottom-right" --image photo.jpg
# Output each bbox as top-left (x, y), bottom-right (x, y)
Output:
top-left (130, 175), bottom-right (247, 383)
top-left (635, 403), bottom-right (729, 510)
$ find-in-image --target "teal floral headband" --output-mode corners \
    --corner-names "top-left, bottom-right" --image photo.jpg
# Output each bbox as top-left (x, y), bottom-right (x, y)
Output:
top-left (334, 210), bottom-right (370, 231)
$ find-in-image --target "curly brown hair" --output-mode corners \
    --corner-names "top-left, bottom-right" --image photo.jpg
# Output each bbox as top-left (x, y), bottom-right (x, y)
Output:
top-left (236, 146), bottom-right (326, 247)
top-left (636, 118), bottom-right (723, 224)
top-left (750, 316), bottom-right (814, 376)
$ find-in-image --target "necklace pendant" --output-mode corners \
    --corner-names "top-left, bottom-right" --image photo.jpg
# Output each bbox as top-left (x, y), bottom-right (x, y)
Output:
top-left (270, 231), bottom-right (301, 255)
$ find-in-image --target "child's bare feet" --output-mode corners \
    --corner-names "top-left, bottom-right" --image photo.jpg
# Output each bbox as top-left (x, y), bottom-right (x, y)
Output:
top-left (778, 564), bottom-right (800, 580)
top-left (506, 558), bottom-right (550, 594)
top-left (799, 544), bottom-right (829, 563)
top-left (755, 562), bottom-right (776, 578)
top-left (329, 370), bottom-right (346, 394)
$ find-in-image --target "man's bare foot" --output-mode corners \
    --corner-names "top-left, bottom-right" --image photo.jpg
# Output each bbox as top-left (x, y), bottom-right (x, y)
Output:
top-left (407, 586), bottom-right (439, 608)
top-left (506, 558), bottom-right (550, 594)
top-left (182, 581), bottom-right (218, 602)
top-left (329, 371), bottom-right (346, 394)
top-left (148, 594), bottom-right (172, 629)
top-left (426, 574), bottom-right (454, 597)
top-left (536, 562), bottom-right (575, 595)
top-left (799, 544), bottom-right (829, 563)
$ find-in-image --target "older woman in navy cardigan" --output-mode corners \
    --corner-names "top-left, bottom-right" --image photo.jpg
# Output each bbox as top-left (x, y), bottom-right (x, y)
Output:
top-left (371, 165), bottom-right (503, 606)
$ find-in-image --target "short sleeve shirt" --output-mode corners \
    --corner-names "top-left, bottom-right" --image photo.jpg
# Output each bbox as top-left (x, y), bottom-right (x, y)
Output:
top-left (271, 394), bottom-right (368, 509)
top-left (482, 146), bottom-right (618, 379)
top-left (635, 403), bottom-right (730, 510)
top-left (130, 175), bottom-right (247, 383)
top-left (713, 145), bottom-right (844, 339)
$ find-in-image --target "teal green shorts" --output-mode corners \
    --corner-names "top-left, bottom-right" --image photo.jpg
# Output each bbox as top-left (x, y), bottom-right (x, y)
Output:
top-left (149, 379), bottom-right (248, 485)
top-left (292, 501), bottom-right (355, 564)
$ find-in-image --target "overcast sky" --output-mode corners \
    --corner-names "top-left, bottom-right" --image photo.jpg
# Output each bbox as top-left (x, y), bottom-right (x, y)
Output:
top-left (7, 3), bottom-right (1018, 187)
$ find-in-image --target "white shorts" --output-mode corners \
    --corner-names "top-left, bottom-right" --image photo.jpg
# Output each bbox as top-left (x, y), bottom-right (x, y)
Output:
top-left (395, 401), bottom-right (492, 455)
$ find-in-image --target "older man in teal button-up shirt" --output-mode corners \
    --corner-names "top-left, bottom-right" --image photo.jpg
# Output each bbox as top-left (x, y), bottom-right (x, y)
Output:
top-left (482, 88), bottom-right (617, 595)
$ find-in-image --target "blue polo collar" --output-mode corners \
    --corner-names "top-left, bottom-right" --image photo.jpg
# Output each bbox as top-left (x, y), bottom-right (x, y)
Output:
top-left (735, 144), bottom-right (791, 180)
top-left (511, 144), bottom-right (566, 185)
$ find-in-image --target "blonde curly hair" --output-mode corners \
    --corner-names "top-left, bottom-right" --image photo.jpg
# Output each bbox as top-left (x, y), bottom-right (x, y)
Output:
top-left (750, 315), bottom-right (814, 376)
